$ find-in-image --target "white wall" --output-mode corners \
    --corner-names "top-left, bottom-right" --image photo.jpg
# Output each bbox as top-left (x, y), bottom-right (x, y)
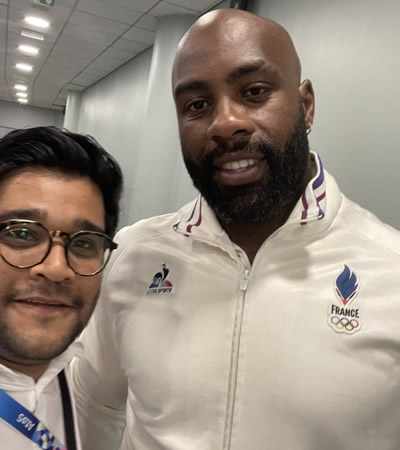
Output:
top-left (0, 99), bottom-right (64, 130)
top-left (251, 0), bottom-right (400, 228)
top-left (124, 15), bottom-right (197, 225)
top-left (76, 49), bottom-right (153, 228)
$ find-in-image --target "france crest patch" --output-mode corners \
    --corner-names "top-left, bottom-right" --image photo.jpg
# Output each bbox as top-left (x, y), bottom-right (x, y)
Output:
top-left (328, 265), bottom-right (362, 335)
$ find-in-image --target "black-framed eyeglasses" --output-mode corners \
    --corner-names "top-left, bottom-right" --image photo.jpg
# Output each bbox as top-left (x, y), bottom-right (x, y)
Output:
top-left (0, 219), bottom-right (118, 277)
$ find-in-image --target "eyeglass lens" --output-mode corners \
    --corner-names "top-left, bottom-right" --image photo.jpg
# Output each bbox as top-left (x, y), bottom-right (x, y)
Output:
top-left (0, 222), bottom-right (111, 276)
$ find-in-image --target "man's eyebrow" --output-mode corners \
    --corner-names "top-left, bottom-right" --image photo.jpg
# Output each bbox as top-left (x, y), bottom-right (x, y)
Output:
top-left (174, 80), bottom-right (209, 98)
top-left (0, 211), bottom-right (105, 233)
top-left (225, 59), bottom-right (266, 83)
top-left (74, 219), bottom-right (105, 234)
top-left (174, 60), bottom-right (271, 98)
top-left (0, 209), bottom-right (47, 223)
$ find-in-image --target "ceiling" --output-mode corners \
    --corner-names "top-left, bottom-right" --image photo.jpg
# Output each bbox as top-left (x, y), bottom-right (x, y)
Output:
top-left (0, 0), bottom-right (224, 110)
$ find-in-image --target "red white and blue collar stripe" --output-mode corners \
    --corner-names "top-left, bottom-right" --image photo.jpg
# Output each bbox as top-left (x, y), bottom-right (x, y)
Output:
top-left (300, 153), bottom-right (326, 224)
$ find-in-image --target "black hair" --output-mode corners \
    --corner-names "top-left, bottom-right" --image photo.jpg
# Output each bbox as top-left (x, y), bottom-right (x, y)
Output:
top-left (0, 126), bottom-right (123, 236)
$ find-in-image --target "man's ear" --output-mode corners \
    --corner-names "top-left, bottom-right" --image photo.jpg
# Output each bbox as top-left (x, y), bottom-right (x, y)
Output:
top-left (299, 79), bottom-right (315, 129)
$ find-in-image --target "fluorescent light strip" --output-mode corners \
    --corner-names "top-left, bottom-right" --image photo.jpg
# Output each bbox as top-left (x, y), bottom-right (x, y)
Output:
top-left (21, 29), bottom-right (44, 41)
top-left (18, 45), bottom-right (39, 55)
top-left (24, 16), bottom-right (50, 28)
top-left (14, 84), bottom-right (28, 91)
top-left (16, 63), bottom-right (33, 72)
top-left (18, 98), bottom-right (28, 103)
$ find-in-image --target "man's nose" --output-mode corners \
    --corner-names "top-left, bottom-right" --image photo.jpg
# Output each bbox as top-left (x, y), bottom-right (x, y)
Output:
top-left (206, 97), bottom-right (256, 142)
top-left (29, 241), bottom-right (75, 282)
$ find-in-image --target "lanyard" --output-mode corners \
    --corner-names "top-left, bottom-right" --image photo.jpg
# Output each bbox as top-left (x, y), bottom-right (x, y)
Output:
top-left (0, 370), bottom-right (76, 450)
top-left (58, 370), bottom-right (77, 450)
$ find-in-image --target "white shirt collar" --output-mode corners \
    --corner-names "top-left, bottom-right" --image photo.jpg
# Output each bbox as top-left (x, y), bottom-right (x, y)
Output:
top-left (0, 340), bottom-right (83, 394)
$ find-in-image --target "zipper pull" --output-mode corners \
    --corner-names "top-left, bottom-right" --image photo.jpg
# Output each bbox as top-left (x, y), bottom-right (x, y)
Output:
top-left (240, 269), bottom-right (250, 291)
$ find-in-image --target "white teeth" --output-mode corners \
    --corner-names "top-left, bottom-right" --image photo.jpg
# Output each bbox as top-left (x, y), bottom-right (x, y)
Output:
top-left (232, 161), bottom-right (240, 170)
top-left (21, 299), bottom-right (61, 306)
top-left (222, 159), bottom-right (255, 171)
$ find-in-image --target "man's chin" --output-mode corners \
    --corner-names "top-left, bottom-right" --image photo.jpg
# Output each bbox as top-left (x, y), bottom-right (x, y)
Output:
top-left (0, 321), bottom-right (83, 367)
top-left (203, 187), bottom-right (268, 224)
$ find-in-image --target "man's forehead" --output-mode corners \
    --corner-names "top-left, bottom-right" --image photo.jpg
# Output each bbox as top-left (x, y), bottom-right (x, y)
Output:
top-left (173, 10), bottom-right (300, 86)
top-left (0, 169), bottom-right (106, 232)
top-left (179, 9), bottom-right (278, 43)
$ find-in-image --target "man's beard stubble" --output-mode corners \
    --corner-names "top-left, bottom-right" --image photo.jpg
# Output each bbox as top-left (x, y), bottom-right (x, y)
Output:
top-left (182, 111), bottom-right (310, 224)
top-left (0, 282), bottom-right (98, 367)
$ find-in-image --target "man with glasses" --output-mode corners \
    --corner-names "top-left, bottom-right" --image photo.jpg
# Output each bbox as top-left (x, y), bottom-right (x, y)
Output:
top-left (0, 126), bottom-right (122, 450)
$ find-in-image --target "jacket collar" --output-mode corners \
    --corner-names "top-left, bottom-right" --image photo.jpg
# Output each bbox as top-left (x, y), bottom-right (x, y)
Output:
top-left (173, 152), bottom-right (341, 243)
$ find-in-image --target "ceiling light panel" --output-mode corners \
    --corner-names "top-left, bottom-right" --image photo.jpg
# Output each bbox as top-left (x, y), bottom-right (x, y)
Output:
top-left (18, 45), bottom-right (39, 55)
top-left (16, 63), bottom-right (33, 72)
top-left (21, 29), bottom-right (45, 40)
top-left (24, 16), bottom-right (50, 28)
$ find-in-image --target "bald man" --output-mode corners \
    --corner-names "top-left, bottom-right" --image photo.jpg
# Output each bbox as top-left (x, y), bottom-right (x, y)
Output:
top-left (72, 9), bottom-right (400, 450)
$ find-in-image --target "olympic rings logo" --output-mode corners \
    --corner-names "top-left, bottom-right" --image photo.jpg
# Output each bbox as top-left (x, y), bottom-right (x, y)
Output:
top-left (330, 316), bottom-right (359, 331)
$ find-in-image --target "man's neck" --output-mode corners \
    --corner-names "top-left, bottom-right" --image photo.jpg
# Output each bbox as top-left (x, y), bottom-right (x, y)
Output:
top-left (221, 155), bottom-right (316, 264)
top-left (0, 357), bottom-right (49, 382)
top-left (222, 198), bottom-right (298, 264)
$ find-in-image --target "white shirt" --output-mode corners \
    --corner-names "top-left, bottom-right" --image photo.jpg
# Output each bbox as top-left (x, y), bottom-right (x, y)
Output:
top-left (0, 342), bottom-right (82, 450)
top-left (72, 153), bottom-right (400, 450)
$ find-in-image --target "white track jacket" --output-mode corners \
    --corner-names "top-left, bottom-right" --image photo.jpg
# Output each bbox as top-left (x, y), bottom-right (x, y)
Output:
top-left (72, 154), bottom-right (400, 450)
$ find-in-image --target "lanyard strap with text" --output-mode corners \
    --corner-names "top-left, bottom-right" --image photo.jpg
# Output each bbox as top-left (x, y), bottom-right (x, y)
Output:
top-left (0, 370), bottom-right (75, 449)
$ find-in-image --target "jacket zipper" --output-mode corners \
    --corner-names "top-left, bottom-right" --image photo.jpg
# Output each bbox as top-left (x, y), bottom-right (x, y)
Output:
top-left (223, 267), bottom-right (249, 449)
top-left (240, 269), bottom-right (250, 291)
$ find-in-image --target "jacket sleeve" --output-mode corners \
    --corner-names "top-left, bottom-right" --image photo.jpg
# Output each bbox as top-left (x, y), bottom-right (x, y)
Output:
top-left (69, 269), bottom-right (128, 450)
